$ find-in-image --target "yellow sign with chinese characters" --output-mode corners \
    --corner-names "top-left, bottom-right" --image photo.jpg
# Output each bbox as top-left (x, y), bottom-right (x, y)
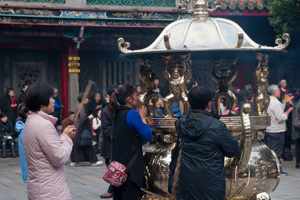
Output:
top-left (68, 55), bottom-right (80, 74)
top-left (69, 69), bottom-right (81, 73)
top-left (68, 62), bottom-right (80, 67)
top-left (68, 56), bottom-right (80, 61)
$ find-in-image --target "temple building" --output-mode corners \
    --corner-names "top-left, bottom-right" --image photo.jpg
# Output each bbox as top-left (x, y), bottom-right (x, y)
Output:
top-left (0, 0), bottom-right (298, 117)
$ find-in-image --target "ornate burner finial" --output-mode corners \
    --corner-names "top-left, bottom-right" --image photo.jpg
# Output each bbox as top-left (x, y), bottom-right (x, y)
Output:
top-left (179, 0), bottom-right (219, 22)
top-left (275, 33), bottom-right (290, 50)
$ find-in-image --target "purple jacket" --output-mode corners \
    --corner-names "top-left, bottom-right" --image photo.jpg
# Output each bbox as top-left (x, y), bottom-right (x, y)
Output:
top-left (23, 111), bottom-right (73, 200)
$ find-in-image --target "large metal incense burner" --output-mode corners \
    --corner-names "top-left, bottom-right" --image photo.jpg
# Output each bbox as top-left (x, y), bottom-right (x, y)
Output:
top-left (117, 0), bottom-right (290, 199)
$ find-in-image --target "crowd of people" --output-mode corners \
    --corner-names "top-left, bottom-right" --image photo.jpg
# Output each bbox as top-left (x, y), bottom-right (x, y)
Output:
top-left (1, 77), bottom-right (300, 200)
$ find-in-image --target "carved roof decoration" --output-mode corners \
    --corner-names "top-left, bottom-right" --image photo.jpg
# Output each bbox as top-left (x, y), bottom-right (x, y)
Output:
top-left (213, 0), bottom-right (266, 11)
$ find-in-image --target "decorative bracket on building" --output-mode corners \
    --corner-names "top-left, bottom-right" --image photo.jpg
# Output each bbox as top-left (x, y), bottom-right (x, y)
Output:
top-left (73, 26), bottom-right (85, 49)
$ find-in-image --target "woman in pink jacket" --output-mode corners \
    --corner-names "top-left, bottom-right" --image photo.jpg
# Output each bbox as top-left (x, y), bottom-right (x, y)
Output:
top-left (23, 82), bottom-right (76, 200)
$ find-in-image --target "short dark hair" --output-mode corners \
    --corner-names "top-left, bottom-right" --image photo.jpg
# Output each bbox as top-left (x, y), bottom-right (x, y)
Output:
top-left (6, 88), bottom-right (14, 97)
top-left (67, 111), bottom-right (74, 117)
top-left (107, 85), bottom-right (119, 96)
top-left (186, 78), bottom-right (197, 91)
top-left (24, 82), bottom-right (54, 112)
top-left (188, 86), bottom-right (211, 110)
top-left (18, 103), bottom-right (29, 121)
top-left (0, 112), bottom-right (7, 118)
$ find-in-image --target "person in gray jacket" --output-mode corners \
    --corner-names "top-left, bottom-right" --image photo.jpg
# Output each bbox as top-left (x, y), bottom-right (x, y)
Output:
top-left (266, 84), bottom-right (292, 175)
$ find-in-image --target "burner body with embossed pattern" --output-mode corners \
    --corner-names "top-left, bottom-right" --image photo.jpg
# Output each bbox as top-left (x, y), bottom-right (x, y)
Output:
top-left (116, 0), bottom-right (290, 199)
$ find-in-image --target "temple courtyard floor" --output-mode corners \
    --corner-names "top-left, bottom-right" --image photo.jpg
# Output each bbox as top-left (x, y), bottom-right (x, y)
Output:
top-left (0, 154), bottom-right (299, 199)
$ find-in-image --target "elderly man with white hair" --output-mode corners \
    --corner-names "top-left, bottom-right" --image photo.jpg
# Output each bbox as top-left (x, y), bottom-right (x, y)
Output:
top-left (266, 84), bottom-right (291, 175)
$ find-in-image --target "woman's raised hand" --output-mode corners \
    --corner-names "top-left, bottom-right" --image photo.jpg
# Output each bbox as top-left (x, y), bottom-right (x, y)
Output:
top-left (63, 125), bottom-right (76, 139)
top-left (139, 105), bottom-right (148, 124)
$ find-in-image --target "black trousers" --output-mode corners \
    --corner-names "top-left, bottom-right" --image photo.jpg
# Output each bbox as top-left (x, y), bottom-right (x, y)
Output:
top-left (267, 132), bottom-right (285, 160)
top-left (112, 180), bottom-right (140, 200)
top-left (296, 138), bottom-right (300, 164)
top-left (1, 138), bottom-right (14, 145)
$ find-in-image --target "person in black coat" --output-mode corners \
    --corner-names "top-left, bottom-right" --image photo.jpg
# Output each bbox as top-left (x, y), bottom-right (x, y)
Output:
top-left (88, 92), bottom-right (103, 118)
top-left (108, 85), bottom-right (152, 200)
top-left (18, 84), bottom-right (28, 104)
top-left (99, 85), bottom-right (118, 198)
top-left (173, 86), bottom-right (238, 200)
top-left (0, 113), bottom-right (16, 158)
top-left (1, 88), bottom-right (18, 131)
top-left (70, 93), bottom-right (102, 167)
top-left (100, 89), bottom-right (116, 163)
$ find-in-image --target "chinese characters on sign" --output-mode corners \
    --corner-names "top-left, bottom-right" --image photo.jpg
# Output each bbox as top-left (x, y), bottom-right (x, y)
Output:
top-left (68, 56), bottom-right (80, 73)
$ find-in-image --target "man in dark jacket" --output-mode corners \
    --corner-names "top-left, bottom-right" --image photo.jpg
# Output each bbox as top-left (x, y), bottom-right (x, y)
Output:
top-left (18, 84), bottom-right (28, 104)
top-left (1, 88), bottom-right (17, 131)
top-left (88, 92), bottom-right (103, 117)
top-left (174, 86), bottom-right (238, 200)
top-left (99, 85), bottom-right (118, 199)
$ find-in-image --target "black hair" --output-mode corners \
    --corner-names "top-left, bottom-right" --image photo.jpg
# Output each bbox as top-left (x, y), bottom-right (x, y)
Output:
top-left (24, 82), bottom-right (54, 112)
top-left (5, 88), bottom-right (14, 97)
top-left (94, 92), bottom-right (101, 97)
top-left (245, 90), bottom-right (253, 101)
top-left (107, 85), bottom-right (119, 96)
top-left (67, 111), bottom-right (75, 117)
top-left (96, 107), bottom-right (102, 116)
top-left (0, 112), bottom-right (7, 118)
top-left (155, 94), bottom-right (162, 102)
top-left (108, 84), bottom-right (135, 113)
top-left (18, 103), bottom-right (29, 122)
top-left (188, 86), bottom-right (211, 110)
top-left (22, 84), bottom-right (28, 90)
top-left (154, 77), bottom-right (160, 80)
top-left (186, 78), bottom-right (197, 91)
top-left (135, 85), bottom-right (142, 93)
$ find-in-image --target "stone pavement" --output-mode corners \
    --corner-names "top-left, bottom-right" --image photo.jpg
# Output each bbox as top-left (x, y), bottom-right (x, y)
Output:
top-left (0, 156), bottom-right (110, 200)
top-left (0, 155), bottom-right (300, 200)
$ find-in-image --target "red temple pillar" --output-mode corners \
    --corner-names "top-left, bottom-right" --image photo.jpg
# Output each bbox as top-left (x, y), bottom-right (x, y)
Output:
top-left (60, 39), bottom-right (70, 119)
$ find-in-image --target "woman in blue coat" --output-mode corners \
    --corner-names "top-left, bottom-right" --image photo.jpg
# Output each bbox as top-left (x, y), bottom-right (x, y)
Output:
top-left (174, 86), bottom-right (239, 200)
top-left (15, 103), bottom-right (29, 183)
